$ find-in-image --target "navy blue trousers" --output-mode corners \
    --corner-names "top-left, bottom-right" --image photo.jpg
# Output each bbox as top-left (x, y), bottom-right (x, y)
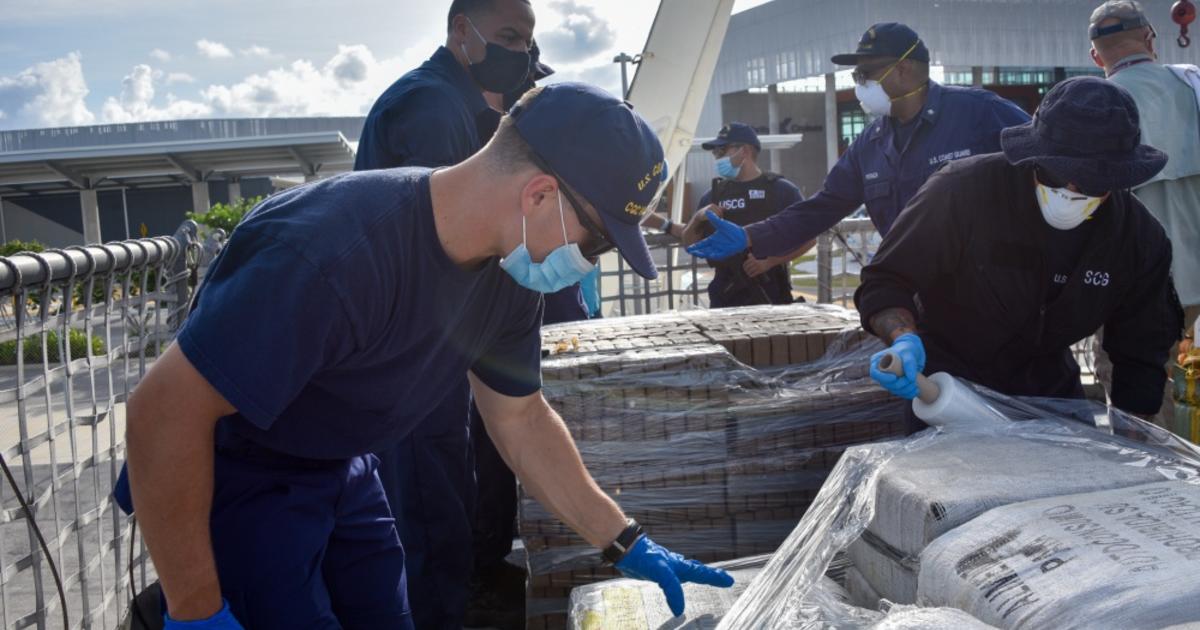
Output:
top-left (377, 387), bottom-right (475, 629)
top-left (209, 433), bottom-right (413, 629)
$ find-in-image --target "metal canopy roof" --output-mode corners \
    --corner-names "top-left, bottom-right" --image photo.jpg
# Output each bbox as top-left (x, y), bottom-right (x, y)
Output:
top-left (0, 132), bottom-right (355, 196)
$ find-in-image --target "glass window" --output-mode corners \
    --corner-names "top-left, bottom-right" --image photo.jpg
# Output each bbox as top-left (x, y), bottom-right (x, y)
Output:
top-left (839, 107), bottom-right (868, 147)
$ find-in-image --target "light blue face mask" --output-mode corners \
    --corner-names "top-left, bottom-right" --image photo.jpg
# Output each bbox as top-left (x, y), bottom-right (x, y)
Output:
top-left (501, 190), bottom-right (596, 294)
top-left (715, 149), bottom-right (742, 179)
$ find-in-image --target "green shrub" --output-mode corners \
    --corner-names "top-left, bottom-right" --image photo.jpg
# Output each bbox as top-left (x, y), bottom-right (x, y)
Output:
top-left (0, 329), bottom-right (106, 365)
top-left (0, 240), bottom-right (46, 257)
top-left (187, 196), bottom-right (261, 235)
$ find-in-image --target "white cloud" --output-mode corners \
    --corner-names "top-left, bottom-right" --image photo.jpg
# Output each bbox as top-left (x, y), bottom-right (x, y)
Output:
top-left (101, 64), bottom-right (214, 122)
top-left (196, 39), bottom-right (233, 59)
top-left (91, 43), bottom-right (420, 123)
top-left (149, 48), bottom-right (171, 62)
top-left (241, 45), bottom-right (273, 58)
top-left (200, 44), bottom-right (402, 117)
top-left (166, 72), bottom-right (195, 84)
top-left (539, 0), bottom-right (618, 64)
top-left (101, 64), bottom-right (156, 122)
top-left (0, 52), bottom-right (95, 129)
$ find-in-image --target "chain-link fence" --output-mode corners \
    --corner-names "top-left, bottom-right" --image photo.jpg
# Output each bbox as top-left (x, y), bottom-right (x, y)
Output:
top-left (0, 223), bottom-right (203, 630)
top-left (596, 218), bottom-right (879, 316)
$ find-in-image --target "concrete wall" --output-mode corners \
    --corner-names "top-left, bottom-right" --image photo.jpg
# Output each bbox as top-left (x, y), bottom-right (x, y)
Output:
top-left (0, 199), bottom-right (84, 246)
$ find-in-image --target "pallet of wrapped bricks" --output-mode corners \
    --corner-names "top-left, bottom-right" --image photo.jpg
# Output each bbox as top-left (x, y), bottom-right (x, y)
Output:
top-left (525, 307), bottom-right (907, 628)
top-left (541, 303), bottom-right (863, 369)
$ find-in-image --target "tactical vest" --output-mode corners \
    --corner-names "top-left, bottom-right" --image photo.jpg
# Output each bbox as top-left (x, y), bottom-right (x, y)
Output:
top-left (704, 173), bottom-right (794, 306)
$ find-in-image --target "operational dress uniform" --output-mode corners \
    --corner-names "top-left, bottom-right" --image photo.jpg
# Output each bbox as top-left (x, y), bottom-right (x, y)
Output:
top-left (746, 80), bottom-right (1030, 259)
top-left (697, 173), bottom-right (802, 307)
top-left (687, 24), bottom-right (1031, 273)
top-left (356, 46), bottom-right (586, 628)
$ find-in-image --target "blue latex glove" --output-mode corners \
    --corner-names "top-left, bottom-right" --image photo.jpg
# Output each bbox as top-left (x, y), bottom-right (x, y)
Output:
top-left (869, 333), bottom-right (926, 400)
top-left (685, 211), bottom-right (748, 261)
top-left (615, 535), bottom-right (735, 617)
top-left (164, 600), bottom-right (244, 629)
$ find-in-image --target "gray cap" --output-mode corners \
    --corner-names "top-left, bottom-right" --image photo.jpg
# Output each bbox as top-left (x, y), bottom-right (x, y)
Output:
top-left (1089, 0), bottom-right (1153, 40)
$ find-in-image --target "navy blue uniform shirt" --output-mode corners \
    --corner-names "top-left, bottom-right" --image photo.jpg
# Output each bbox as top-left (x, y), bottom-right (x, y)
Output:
top-left (747, 82), bottom-right (1030, 258)
top-left (177, 169), bottom-right (544, 460)
top-left (356, 47), bottom-right (490, 170)
top-left (355, 46), bottom-right (587, 323)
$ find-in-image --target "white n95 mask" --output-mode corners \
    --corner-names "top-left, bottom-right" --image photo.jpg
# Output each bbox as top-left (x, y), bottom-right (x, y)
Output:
top-left (1035, 183), bottom-right (1104, 230)
top-left (855, 81), bottom-right (893, 117)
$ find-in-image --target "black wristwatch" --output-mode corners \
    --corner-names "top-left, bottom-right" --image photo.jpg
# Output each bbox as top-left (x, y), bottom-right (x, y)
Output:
top-left (661, 219), bottom-right (674, 234)
top-left (601, 519), bottom-right (645, 565)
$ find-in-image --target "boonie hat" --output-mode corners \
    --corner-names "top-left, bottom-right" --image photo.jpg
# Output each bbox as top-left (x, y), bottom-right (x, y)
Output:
top-left (831, 22), bottom-right (930, 66)
top-left (510, 82), bottom-right (667, 279)
top-left (701, 122), bottom-right (762, 152)
top-left (1000, 76), bottom-right (1167, 195)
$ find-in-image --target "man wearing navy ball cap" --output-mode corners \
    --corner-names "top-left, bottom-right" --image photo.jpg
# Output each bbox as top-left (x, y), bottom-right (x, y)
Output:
top-left (119, 83), bottom-right (730, 629)
top-left (687, 23), bottom-right (1029, 272)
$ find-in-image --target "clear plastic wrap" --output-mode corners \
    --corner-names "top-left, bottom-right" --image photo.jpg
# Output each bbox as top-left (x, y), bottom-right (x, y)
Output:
top-left (716, 379), bottom-right (1200, 630)
top-left (527, 304), bottom-right (910, 629)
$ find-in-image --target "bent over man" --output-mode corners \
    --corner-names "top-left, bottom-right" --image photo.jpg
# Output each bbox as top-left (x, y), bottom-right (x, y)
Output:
top-left (122, 83), bottom-right (732, 629)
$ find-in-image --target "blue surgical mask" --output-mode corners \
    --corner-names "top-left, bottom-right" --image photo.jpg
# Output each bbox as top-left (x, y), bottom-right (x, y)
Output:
top-left (715, 154), bottom-right (741, 179)
top-left (501, 191), bottom-right (595, 293)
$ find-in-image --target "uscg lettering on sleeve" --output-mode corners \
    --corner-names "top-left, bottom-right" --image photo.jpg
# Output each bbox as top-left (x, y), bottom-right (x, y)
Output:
top-left (928, 148), bottom-right (972, 166)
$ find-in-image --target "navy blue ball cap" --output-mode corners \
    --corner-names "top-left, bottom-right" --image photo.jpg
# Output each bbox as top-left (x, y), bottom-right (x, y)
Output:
top-left (831, 22), bottom-right (929, 65)
top-left (701, 122), bottom-right (761, 151)
top-left (510, 82), bottom-right (667, 280)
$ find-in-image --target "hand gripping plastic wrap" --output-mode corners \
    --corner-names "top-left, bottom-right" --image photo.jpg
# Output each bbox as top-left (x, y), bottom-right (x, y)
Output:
top-left (526, 304), bottom-right (910, 629)
top-left (715, 378), bottom-right (1200, 630)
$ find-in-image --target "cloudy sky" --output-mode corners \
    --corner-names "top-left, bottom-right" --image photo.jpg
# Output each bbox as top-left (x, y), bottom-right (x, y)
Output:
top-left (0, 0), bottom-right (770, 132)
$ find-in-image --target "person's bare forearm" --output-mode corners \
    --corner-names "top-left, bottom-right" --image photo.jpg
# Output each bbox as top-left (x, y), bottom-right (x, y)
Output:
top-left (869, 307), bottom-right (917, 343)
top-left (681, 206), bottom-right (712, 247)
top-left (781, 240), bottom-right (815, 264)
top-left (125, 347), bottom-right (226, 620)
top-left (764, 240), bottom-right (816, 267)
top-left (484, 396), bottom-right (626, 547)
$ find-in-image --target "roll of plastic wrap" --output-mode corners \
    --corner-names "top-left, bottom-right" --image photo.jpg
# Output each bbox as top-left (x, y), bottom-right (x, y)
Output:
top-left (911, 372), bottom-right (1005, 428)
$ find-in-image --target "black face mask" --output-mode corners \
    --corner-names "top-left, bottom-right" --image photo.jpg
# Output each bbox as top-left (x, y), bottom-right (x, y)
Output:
top-left (462, 17), bottom-right (529, 94)
top-left (503, 40), bottom-right (551, 111)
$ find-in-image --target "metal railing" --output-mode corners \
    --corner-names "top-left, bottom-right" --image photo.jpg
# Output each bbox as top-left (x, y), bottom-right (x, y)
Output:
top-left (814, 217), bottom-right (877, 307)
top-left (597, 218), bottom-right (881, 316)
top-left (0, 223), bottom-right (202, 630)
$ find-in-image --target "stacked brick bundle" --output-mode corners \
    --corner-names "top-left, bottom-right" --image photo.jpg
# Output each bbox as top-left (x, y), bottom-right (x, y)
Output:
top-left (523, 304), bottom-right (908, 629)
